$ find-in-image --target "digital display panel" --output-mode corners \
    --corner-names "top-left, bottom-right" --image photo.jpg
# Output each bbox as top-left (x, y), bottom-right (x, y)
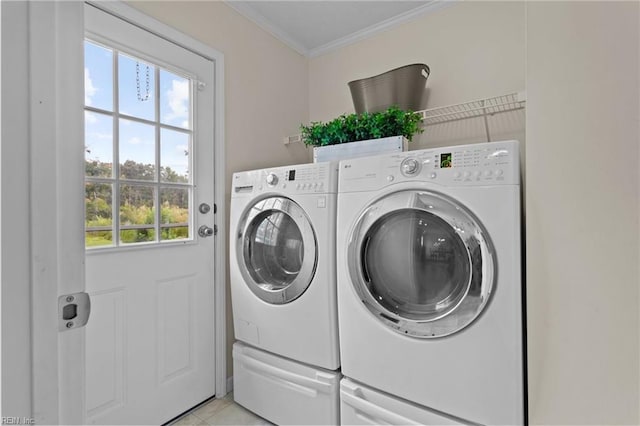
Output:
top-left (287, 170), bottom-right (296, 181)
top-left (440, 153), bottom-right (452, 168)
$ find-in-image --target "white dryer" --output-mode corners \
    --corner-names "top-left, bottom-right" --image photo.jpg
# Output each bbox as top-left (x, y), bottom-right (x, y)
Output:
top-left (230, 162), bottom-right (340, 370)
top-left (336, 141), bottom-right (525, 425)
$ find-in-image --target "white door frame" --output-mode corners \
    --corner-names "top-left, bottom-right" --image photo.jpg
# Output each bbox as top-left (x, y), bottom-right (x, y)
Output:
top-left (27, 2), bottom-right (226, 423)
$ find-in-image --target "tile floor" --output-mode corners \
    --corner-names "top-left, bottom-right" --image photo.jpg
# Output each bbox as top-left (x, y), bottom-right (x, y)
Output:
top-left (170, 392), bottom-right (272, 426)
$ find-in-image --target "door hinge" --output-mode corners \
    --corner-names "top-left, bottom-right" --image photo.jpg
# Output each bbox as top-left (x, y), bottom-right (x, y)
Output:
top-left (58, 292), bottom-right (91, 332)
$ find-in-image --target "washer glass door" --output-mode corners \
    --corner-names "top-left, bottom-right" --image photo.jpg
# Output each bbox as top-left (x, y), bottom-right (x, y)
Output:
top-left (348, 190), bottom-right (495, 337)
top-left (239, 196), bottom-right (317, 304)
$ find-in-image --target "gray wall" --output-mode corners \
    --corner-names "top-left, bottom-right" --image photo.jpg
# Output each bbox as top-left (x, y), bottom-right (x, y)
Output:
top-left (526, 2), bottom-right (639, 423)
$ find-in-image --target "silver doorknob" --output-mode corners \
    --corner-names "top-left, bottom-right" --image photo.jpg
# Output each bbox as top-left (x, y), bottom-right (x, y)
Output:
top-left (198, 225), bottom-right (215, 237)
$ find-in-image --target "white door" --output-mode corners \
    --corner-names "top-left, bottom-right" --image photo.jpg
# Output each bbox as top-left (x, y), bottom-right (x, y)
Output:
top-left (84, 5), bottom-right (216, 424)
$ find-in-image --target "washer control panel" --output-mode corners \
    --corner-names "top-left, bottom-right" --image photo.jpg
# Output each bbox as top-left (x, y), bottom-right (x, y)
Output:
top-left (233, 161), bottom-right (338, 196)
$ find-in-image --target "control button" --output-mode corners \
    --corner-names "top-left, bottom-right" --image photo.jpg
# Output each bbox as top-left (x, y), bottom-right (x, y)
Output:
top-left (430, 172), bottom-right (437, 179)
top-left (454, 172), bottom-right (461, 178)
top-left (318, 182), bottom-right (324, 188)
top-left (387, 175), bottom-right (395, 182)
top-left (266, 173), bottom-right (278, 186)
top-left (296, 184), bottom-right (301, 189)
top-left (313, 183), bottom-right (318, 188)
top-left (473, 171), bottom-right (481, 178)
top-left (463, 171), bottom-right (471, 178)
top-left (401, 158), bottom-right (421, 176)
top-left (484, 170), bottom-right (492, 177)
top-left (303, 183), bottom-right (309, 189)
top-left (282, 183), bottom-right (286, 188)
top-left (495, 169), bottom-right (504, 176)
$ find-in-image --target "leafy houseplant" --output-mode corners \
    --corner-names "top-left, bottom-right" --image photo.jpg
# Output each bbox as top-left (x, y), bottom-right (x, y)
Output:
top-left (300, 106), bottom-right (424, 147)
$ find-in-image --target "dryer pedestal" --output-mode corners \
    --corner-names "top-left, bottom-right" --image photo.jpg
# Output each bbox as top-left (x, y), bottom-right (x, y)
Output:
top-left (233, 342), bottom-right (341, 425)
top-left (340, 378), bottom-right (467, 425)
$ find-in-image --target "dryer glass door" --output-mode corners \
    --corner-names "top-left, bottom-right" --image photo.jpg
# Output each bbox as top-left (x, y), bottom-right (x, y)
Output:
top-left (348, 190), bottom-right (495, 337)
top-left (239, 196), bottom-right (317, 304)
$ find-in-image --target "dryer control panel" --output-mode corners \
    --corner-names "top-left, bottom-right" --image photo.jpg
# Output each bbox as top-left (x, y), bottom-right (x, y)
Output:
top-left (339, 140), bottom-right (520, 192)
top-left (232, 161), bottom-right (339, 197)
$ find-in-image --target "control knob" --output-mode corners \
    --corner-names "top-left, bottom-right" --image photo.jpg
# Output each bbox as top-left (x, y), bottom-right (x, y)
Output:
top-left (266, 173), bottom-right (278, 186)
top-left (401, 158), bottom-right (421, 176)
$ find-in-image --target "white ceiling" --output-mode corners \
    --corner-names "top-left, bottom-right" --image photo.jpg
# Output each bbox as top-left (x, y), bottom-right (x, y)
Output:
top-left (225, 1), bottom-right (451, 57)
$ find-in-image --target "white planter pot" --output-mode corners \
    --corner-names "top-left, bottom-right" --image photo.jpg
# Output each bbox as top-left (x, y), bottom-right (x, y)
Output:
top-left (313, 136), bottom-right (408, 163)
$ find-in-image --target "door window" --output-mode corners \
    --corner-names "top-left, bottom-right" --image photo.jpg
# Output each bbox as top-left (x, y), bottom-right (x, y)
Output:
top-left (84, 40), bottom-right (194, 248)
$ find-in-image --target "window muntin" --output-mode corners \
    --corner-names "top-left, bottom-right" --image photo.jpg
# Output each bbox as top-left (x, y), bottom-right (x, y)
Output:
top-left (84, 39), bottom-right (194, 248)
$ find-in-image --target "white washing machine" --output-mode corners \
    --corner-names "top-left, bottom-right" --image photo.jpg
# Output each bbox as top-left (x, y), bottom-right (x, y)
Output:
top-left (336, 140), bottom-right (525, 425)
top-left (230, 162), bottom-right (341, 424)
top-left (230, 162), bottom-right (340, 369)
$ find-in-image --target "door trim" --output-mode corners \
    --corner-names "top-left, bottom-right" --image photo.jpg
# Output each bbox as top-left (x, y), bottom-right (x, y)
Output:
top-left (27, 1), bottom-right (227, 424)
top-left (29, 2), bottom-right (86, 423)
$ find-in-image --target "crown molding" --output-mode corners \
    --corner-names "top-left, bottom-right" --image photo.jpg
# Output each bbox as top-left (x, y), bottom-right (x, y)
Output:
top-left (224, 1), bottom-right (310, 56)
top-left (308, 1), bottom-right (456, 58)
top-left (225, 1), bottom-right (457, 59)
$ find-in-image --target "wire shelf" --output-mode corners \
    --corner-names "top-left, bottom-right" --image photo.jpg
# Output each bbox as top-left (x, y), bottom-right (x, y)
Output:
top-left (419, 91), bottom-right (526, 126)
top-left (284, 91), bottom-right (526, 145)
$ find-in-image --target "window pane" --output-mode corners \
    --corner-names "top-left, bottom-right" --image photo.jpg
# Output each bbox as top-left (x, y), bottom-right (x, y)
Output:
top-left (85, 183), bottom-right (113, 248)
top-left (118, 53), bottom-right (155, 121)
top-left (160, 187), bottom-right (190, 241)
top-left (119, 119), bottom-right (156, 181)
top-left (120, 184), bottom-right (155, 244)
top-left (84, 41), bottom-right (113, 111)
top-left (86, 230), bottom-right (114, 248)
top-left (161, 129), bottom-right (190, 183)
top-left (85, 111), bottom-right (113, 178)
top-left (160, 70), bottom-right (190, 129)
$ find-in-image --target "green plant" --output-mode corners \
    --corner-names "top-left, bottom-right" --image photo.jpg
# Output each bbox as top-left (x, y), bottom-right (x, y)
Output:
top-left (300, 106), bottom-right (423, 147)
